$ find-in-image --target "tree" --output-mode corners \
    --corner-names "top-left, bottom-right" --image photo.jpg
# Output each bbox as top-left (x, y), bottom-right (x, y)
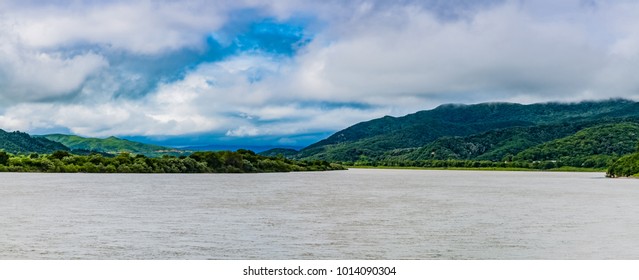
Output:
top-left (0, 151), bottom-right (9, 165)
top-left (50, 150), bottom-right (72, 160)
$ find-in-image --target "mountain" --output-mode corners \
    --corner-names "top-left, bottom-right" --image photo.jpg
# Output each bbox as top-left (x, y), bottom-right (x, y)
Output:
top-left (185, 144), bottom-right (303, 153)
top-left (41, 134), bottom-right (189, 157)
top-left (388, 122), bottom-right (590, 162)
top-left (513, 122), bottom-right (639, 168)
top-left (287, 99), bottom-right (639, 164)
top-left (258, 148), bottom-right (299, 158)
top-left (0, 129), bottom-right (69, 154)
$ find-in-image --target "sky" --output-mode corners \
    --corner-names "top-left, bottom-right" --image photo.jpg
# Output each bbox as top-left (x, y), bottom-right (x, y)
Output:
top-left (1, 0), bottom-right (639, 148)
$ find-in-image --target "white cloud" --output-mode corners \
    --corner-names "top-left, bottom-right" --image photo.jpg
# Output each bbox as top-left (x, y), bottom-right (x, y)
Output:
top-left (0, 27), bottom-right (107, 104)
top-left (288, 3), bottom-right (608, 105)
top-left (5, 1), bottom-right (228, 54)
top-left (226, 126), bottom-right (260, 137)
top-left (0, 51), bottom-right (107, 104)
top-left (2, 0), bottom-right (639, 144)
top-left (0, 53), bottom-right (388, 140)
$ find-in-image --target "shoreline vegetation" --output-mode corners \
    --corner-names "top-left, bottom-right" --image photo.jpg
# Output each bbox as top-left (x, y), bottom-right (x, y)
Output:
top-left (338, 158), bottom-right (614, 173)
top-left (347, 165), bottom-right (606, 172)
top-left (606, 152), bottom-right (639, 178)
top-left (340, 156), bottom-right (639, 177)
top-left (0, 150), bottom-right (344, 173)
top-left (0, 148), bottom-right (636, 177)
top-left (341, 156), bottom-right (638, 177)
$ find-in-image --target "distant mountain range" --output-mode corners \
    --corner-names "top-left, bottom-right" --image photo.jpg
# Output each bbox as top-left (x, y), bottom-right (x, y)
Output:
top-left (1, 99), bottom-right (638, 169)
top-left (261, 99), bottom-right (639, 168)
top-left (0, 132), bottom-right (301, 157)
top-left (40, 134), bottom-right (189, 157)
top-left (183, 144), bottom-right (303, 153)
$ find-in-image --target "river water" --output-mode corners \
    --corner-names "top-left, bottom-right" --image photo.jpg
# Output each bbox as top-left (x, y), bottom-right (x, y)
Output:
top-left (0, 169), bottom-right (637, 259)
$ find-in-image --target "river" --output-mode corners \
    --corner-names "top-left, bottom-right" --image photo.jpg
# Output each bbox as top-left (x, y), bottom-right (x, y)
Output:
top-left (0, 169), bottom-right (637, 259)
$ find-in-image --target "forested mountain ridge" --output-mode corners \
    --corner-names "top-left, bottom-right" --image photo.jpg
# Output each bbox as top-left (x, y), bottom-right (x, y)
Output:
top-left (386, 122), bottom-right (590, 162)
top-left (266, 99), bottom-right (639, 166)
top-left (306, 99), bottom-right (636, 151)
top-left (0, 129), bottom-right (69, 154)
top-left (41, 134), bottom-right (188, 157)
top-left (513, 123), bottom-right (639, 167)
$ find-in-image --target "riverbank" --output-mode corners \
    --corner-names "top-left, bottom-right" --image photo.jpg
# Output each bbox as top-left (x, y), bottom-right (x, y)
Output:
top-left (346, 165), bottom-right (606, 172)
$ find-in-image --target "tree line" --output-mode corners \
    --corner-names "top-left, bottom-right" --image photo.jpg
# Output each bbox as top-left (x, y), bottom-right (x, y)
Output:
top-left (0, 150), bottom-right (344, 173)
top-left (344, 158), bottom-right (611, 171)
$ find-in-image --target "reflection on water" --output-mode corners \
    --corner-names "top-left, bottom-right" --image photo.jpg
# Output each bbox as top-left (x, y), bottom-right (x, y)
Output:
top-left (0, 169), bottom-right (637, 259)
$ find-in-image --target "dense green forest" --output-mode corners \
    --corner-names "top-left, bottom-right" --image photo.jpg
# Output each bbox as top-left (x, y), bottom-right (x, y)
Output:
top-left (606, 138), bottom-right (639, 177)
top-left (385, 122), bottom-right (589, 162)
top-left (257, 100), bottom-right (639, 173)
top-left (258, 148), bottom-right (300, 158)
top-left (607, 152), bottom-right (639, 177)
top-left (288, 99), bottom-right (639, 162)
top-left (41, 134), bottom-right (188, 157)
top-left (0, 129), bottom-right (70, 154)
top-left (373, 122), bottom-right (639, 168)
top-left (513, 123), bottom-right (639, 168)
top-left (366, 121), bottom-right (639, 171)
top-left (0, 150), bottom-right (343, 173)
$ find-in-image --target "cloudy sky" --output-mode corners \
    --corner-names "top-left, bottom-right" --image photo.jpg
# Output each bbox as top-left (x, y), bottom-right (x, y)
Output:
top-left (1, 0), bottom-right (638, 147)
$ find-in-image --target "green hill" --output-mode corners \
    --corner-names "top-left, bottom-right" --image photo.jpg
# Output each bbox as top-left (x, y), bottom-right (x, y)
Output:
top-left (513, 123), bottom-right (639, 168)
top-left (295, 99), bottom-right (639, 162)
top-left (389, 122), bottom-right (588, 162)
top-left (258, 148), bottom-right (299, 158)
top-left (607, 152), bottom-right (639, 177)
top-left (41, 134), bottom-right (188, 157)
top-left (0, 129), bottom-right (69, 154)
